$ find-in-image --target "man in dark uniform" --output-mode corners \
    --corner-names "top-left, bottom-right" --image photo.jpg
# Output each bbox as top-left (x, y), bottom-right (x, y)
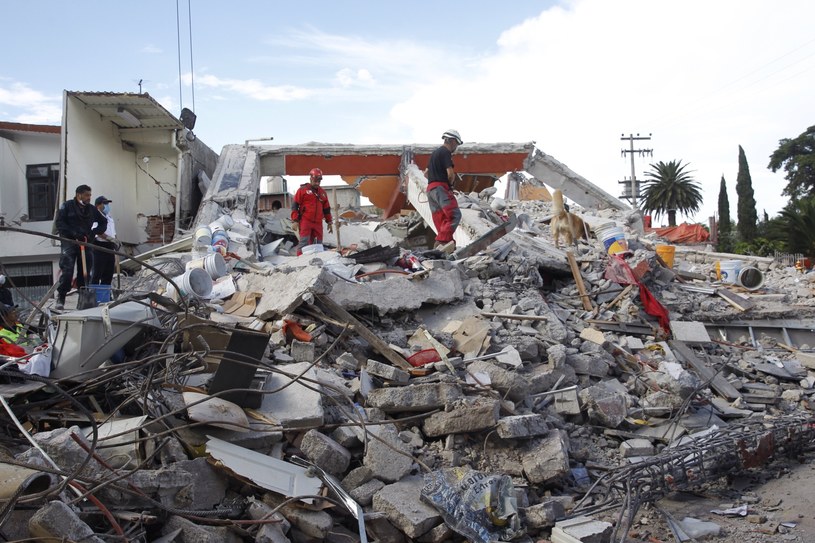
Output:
top-left (426, 129), bottom-right (463, 253)
top-left (54, 185), bottom-right (107, 310)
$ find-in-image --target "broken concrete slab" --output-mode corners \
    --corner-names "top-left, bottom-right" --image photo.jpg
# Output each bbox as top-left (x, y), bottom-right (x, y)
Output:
top-left (373, 476), bottom-right (442, 539)
top-left (366, 382), bottom-right (463, 412)
top-left (365, 358), bottom-right (410, 383)
top-left (521, 432), bottom-right (570, 484)
top-left (243, 266), bottom-right (335, 320)
top-left (551, 515), bottom-right (613, 543)
top-left (496, 414), bottom-right (550, 439)
top-left (579, 383), bottom-right (628, 428)
top-left (28, 501), bottom-right (105, 543)
top-left (670, 320), bottom-right (712, 342)
top-left (299, 429), bottom-right (352, 476)
top-left (467, 360), bottom-right (530, 401)
top-left (261, 363), bottom-right (324, 428)
top-left (422, 397), bottom-right (500, 437)
top-left (328, 268), bottom-right (464, 314)
top-left (162, 515), bottom-right (242, 543)
top-left (363, 423), bottom-right (414, 483)
top-left (524, 499), bottom-right (566, 529)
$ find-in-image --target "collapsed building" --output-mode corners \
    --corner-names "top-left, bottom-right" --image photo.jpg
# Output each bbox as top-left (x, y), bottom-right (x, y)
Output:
top-left (0, 136), bottom-right (814, 543)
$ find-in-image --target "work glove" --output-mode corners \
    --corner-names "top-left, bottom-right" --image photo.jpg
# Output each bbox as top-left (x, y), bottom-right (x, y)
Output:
top-left (326, 221), bottom-right (333, 233)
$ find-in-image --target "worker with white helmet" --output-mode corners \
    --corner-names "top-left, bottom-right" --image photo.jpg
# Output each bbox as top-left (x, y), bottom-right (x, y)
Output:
top-left (425, 129), bottom-right (463, 253)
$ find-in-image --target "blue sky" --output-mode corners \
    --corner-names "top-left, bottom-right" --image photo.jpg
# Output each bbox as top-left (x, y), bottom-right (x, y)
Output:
top-left (3, 0), bottom-right (815, 224)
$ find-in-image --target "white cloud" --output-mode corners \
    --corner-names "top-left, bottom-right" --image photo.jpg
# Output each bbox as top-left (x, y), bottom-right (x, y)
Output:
top-left (140, 44), bottom-right (162, 54)
top-left (335, 68), bottom-right (375, 88)
top-left (387, 0), bottom-right (815, 222)
top-left (0, 82), bottom-right (61, 123)
top-left (191, 74), bottom-right (314, 101)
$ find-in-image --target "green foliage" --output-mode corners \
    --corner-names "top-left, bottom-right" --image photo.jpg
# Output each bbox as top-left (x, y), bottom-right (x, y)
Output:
top-left (732, 238), bottom-right (785, 258)
top-left (775, 196), bottom-right (815, 258)
top-left (717, 176), bottom-right (730, 233)
top-left (640, 160), bottom-right (703, 227)
top-left (736, 145), bottom-right (758, 242)
top-left (768, 125), bottom-right (815, 199)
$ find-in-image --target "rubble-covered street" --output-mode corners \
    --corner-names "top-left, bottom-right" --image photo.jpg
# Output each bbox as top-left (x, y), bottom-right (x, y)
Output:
top-left (2, 173), bottom-right (815, 543)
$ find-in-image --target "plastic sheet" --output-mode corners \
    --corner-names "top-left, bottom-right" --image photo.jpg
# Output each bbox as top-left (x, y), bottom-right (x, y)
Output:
top-left (421, 467), bottom-right (523, 543)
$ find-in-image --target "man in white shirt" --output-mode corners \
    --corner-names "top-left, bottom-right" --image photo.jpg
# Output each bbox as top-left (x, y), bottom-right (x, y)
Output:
top-left (91, 196), bottom-right (118, 286)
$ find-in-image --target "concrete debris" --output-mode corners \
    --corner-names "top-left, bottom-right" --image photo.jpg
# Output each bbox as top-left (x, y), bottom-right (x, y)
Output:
top-left (5, 158), bottom-right (815, 543)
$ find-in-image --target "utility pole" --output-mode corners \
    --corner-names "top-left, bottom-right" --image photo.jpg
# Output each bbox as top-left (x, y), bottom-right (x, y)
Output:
top-left (618, 133), bottom-right (653, 208)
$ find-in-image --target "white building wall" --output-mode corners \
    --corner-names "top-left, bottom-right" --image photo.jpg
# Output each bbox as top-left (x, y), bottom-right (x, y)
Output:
top-left (65, 97), bottom-right (178, 244)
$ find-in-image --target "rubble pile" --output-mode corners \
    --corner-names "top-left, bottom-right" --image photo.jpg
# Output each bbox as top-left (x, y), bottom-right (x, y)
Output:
top-left (2, 192), bottom-right (815, 543)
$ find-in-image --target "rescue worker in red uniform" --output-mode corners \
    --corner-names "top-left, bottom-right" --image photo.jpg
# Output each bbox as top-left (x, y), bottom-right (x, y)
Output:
top-left (426, 129), bottom-right (463, 253)
top-left (292, 168), bottom-right (333, 255)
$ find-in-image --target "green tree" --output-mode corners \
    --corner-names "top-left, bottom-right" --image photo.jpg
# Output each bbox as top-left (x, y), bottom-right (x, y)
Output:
top-left (716, 175), bottom-right (732, 252)
top-left (640, 160), bottom-right (703, 227)
top-left (736, 145), bottom-right (758, 242)
top-left (768, 125), bottom-right (815, 199)
top-left (776, 196), bottom-right (815, 258)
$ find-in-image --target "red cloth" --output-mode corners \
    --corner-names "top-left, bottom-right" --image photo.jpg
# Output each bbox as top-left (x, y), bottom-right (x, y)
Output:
top-left (654, 223), bottom-right (710, 244)
top-left (0, 339), bottom-right (26, 358)
top-left (604, 255), bottom-right (671, 334)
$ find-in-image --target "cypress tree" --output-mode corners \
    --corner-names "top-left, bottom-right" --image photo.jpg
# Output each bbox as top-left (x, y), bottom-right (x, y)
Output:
top-left (736, 145), bottom-right (758, 241)
top-left (717, 175), bottom-right (731, 251)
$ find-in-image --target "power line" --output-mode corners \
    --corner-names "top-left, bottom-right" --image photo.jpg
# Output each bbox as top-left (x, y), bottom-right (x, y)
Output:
top-left (618, 133), bottom-right (653, 209)
top-left (187, 0), bottom-right (195, 112)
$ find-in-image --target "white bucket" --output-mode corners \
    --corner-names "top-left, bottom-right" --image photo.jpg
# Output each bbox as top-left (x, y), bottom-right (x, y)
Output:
top-left (594, 223), bottom-right (629, 255)
top-left (186, 252), bottom-right (226, 279)
top-left (168, 268), bottom-right (212, 299)
top-left (194, 226), bottom-right (212, 246)
top-left (209, 215), bottom-right (235, 232)
top-left (737, 266), bottom-right (764, 290)
top-left (717, 260), bottom-right (742, 284)
top-left (211, 231), bottom-right (229, 256)
top-left (301, 243), bottom-right (324, 255)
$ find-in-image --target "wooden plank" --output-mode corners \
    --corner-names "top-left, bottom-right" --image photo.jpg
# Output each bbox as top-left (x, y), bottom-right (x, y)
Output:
top-left (566, 251), bottom-right (593, 311)
top-left (316, 294), bottom-right (413, 371)
top-left (716, 288), bottom-right (754, 312)
top-left (669, 340), bottom-right (742, 400)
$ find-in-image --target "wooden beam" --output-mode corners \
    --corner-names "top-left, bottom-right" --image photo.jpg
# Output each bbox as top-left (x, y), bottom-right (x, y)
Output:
top-left (567, 251), bottom-right (593, 311)
top-left (316, 294), bottom-right (413, 371)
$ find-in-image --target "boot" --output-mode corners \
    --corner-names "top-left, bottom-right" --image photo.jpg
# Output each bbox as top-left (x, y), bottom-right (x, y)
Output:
top-left (55, 294), bottom-right (65, 311)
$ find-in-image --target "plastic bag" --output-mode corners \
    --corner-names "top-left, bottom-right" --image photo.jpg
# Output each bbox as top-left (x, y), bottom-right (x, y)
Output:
top-left (421, 467), bottom-right (523, 543)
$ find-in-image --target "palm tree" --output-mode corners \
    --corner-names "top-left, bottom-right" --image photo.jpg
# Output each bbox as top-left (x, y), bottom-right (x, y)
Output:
top-left (776, 196), bottom-right (815, 257)
top-left (640, 160), bottom-right (703, 227)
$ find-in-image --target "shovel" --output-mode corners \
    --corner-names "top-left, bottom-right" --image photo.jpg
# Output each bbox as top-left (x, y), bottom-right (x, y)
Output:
top-left (77, 243), bottom-right (97, 310)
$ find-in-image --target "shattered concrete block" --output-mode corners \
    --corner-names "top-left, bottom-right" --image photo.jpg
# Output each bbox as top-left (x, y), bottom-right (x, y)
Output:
top-left (300, 429), bottom-right (351, 476)
top-left (126, 457), bottom-right (228, 510)
top-left (365, 359), bottom-right (410, 383)
top-left (17, 426), bottom-right (99, 476)
top-left (290, 340), bottom-right (316, 362)
top-left (620, 438), bottom-right (655, 458)
top-left (264, 495), bottom-right (333, 539)
top-left (248, 267), bottom-right (335, 320)
top-left (366, 382), bottom-right (463, 412)
top-left (336, 352), bottom-right (360, 370)
top-left (670, 321), bottom-right (711, 343)
top-left (423, 398), bottom-right (500, 437)
top-left (551, 385), bottom-right (582, 416)
top-left (417, 521), bottom-right (454, 543)
top-left (373, 476), bottom-right (442, 539)
top-left (349, 478), bottom-right (385, 506)
top-left (329, 268), bottom-right (464, 314)
top-left (29, 501), bottom-right (105, 543)
top-left (248, 498), bottom-right (291, 543)
top-left (552, 515), bottom-right (613, 543)
top-left (579, 384), bottom-right (628, 428)
top-left (261, 363), bottom-right (324, 428)
top-left (522, 432), bottom-right (570, 484)
top-left (364, 423), bottom-right (414, 483)
top-left (162, 515), bottom-right (243, 543)
top-left (365, 516), bottom-right (409, 543)
top-left (342, 466), bottom-right (374, 490)
top-left (524, 499), bottom-right (566, 529)
top-left (579, 327), bottom-right (606, 345)
top-left (546, 343), bottom-right (566, 368)
top-left (641, 390), bottom-right (685, 410)
top-left (566, 353), bottom-right (610, 377)
top-left (509, 335), bottom-right (540, 360)
top-left (331, 425), bottom-right (362, 448)
top-left (529, 364), bottom-right (577, 393)
top-left (650, 361), bottom-right (701, 399)
top-left (496, 414), bottom-right (549, 439)
top-left (467, 360), bottom-right (530, 401)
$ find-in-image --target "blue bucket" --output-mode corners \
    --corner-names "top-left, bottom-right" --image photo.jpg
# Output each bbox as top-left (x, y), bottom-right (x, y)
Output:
top-left (91, 284), bottom-right (112, 303)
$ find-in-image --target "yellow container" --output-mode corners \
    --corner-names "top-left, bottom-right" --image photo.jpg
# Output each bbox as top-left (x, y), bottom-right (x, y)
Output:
top-left (655, 244), bottom-right (675, 268)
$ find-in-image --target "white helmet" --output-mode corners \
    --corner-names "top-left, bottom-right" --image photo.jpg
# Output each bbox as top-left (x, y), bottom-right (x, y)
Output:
top-left (442, 129), bottom-right (463, 145)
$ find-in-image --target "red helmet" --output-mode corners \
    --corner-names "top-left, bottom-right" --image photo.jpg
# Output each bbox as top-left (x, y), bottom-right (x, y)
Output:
top-left (309, 168), bottom-right (323, 181)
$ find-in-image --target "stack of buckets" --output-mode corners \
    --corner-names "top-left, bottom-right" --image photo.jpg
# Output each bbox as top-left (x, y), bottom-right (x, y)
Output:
top-left (594, 222), bottom-right (630, 256)
top-left (169, 215), bottom-right (235, 301)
